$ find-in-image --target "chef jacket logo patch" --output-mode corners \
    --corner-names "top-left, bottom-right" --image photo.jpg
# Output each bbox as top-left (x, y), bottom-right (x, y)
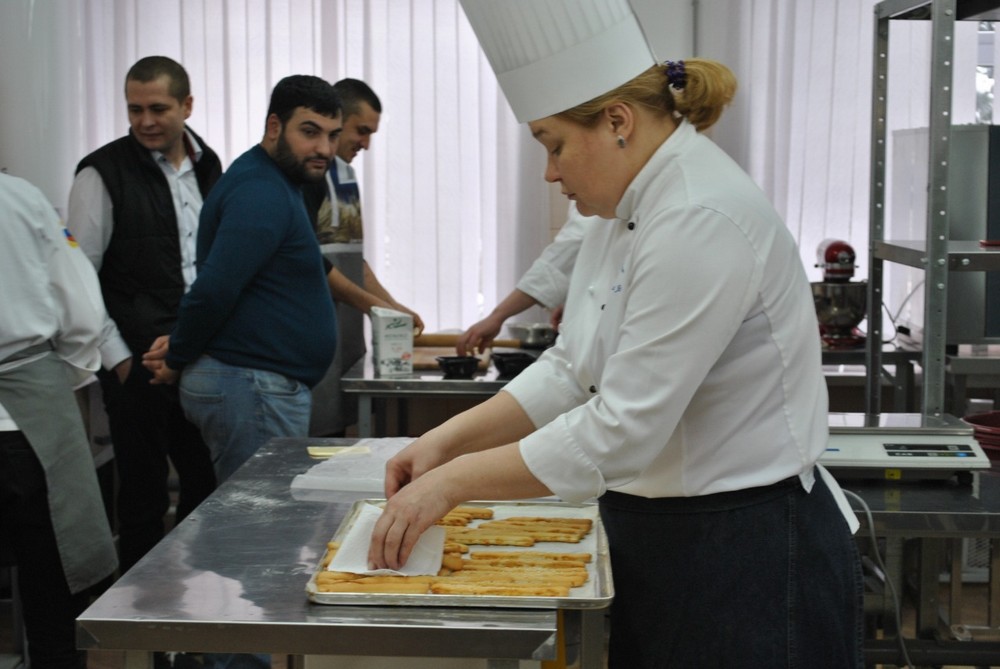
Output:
top-left (63, 228), bottom-right (79, 248)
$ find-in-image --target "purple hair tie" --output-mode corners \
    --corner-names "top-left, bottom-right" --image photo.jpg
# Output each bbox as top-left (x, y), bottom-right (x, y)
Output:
top-left (665, 60), bottom-right (686, 90)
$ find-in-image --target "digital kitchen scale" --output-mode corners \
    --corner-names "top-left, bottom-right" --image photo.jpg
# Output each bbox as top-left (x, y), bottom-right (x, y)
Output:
top-left (820, 413), bottom-right (992, 482)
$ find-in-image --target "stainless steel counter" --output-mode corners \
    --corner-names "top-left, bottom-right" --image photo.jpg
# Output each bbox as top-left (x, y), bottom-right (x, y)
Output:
top-left (844, 471), bottom-right (1000, 666)
top-left (345, 347), bottom-right (923, 437)
top-left (76, 439), bottom-right (584, 668)
top-left (341, 351), bottom-right (527, 437)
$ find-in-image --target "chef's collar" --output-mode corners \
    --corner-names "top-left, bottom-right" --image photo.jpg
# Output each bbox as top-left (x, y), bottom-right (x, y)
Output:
top-left (615, 118), bottom-right (695, 223)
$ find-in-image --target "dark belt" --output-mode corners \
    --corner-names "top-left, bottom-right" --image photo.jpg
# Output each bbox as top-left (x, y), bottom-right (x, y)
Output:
top-left (0, 341), bottom-right (54, 366)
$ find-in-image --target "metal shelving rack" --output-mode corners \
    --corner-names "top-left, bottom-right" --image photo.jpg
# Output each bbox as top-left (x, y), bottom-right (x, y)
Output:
top-left (867, 0), bottom-right (1000, 417)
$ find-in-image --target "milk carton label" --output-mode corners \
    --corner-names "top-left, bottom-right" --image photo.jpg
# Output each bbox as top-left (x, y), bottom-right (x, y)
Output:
top-left (371, 306), bottom-right (413, 377)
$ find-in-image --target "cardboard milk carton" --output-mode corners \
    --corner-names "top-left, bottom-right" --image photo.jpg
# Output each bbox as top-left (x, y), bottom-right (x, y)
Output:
top-left (370, 306), bottom-right (413, 377)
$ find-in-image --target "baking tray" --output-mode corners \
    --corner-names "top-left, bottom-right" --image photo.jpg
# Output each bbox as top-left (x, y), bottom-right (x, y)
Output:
top-left (307, 499), bottom-right (613, 609)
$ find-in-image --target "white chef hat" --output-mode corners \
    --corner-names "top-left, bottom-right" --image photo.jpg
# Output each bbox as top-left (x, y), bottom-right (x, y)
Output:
top-left (459, 0), bottom-right (656, 123)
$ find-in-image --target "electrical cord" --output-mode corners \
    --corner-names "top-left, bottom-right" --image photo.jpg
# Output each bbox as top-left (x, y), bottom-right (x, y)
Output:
top-left (842, 488), bottom-right (916, 669)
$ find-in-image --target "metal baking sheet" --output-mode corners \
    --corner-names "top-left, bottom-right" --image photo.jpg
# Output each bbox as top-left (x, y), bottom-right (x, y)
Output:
top-left (307, 499), bottom-right (613, 609)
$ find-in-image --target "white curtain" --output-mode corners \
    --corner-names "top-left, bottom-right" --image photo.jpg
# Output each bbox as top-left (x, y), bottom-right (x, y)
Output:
top-left (698, 0), bottom-right (981, 299)
top-left (0, 0), bottom-right (550, 334)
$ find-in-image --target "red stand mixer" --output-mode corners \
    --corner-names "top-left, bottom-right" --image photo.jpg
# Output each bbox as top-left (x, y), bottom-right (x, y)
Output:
top-left (810, 239), bottom-right (867, 349)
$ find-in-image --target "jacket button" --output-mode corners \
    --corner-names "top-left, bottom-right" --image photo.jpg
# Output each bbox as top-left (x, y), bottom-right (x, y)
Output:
top-left (589, 385), bottom-right (597, 393)
top-left (627, 221), bottom-right (635, 230)
top-left (600, 304), bottom-right (605, 310)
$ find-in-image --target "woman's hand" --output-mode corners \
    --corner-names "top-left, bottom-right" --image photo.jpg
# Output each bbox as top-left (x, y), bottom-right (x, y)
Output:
top-left (383, 434), bottom-right (450, 499)
top-left (368, 465), bottom-right (458, 570)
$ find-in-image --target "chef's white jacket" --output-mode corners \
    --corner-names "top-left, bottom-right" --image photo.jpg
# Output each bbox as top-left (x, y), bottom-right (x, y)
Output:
top-left (0, 174), bottom-right (109, 429)
top-left (505, 121), bottom-right (853, 528)
top-left (515, 203), bottom-right (593, 310)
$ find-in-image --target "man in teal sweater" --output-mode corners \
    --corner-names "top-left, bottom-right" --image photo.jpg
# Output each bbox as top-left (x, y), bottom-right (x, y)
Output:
top-left (144, 75), bottom-right (342, 483)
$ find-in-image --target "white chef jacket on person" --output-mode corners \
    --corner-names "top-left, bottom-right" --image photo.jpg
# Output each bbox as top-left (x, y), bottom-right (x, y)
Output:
top-left (515, 203), bottom-right (593, 310)
top-left (0, 173), bottom-right (109, 429)
top-left (504, 120), bottom-right (857, 530)
top-left (66, 128), bottom-right (207, 370)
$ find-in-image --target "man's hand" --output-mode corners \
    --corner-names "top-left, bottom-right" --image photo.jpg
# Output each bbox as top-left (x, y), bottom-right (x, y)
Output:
top-left (142, 335), bottom-right (180, 385)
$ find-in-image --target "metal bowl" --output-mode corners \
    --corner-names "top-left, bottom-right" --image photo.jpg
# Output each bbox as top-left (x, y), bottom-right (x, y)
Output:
top-left (810, 281), bottom-right (867, 331)
top-left (506, 322), bottom-right (556, 349)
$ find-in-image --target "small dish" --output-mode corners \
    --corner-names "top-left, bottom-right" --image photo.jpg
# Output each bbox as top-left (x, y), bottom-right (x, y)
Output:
top-left (435, 355), bottom-right (480, 379)
top-left (491, 351), bottom-right (536, 379)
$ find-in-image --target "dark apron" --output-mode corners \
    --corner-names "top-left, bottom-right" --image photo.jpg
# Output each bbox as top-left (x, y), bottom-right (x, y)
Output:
top-left (0, 344), bottom-right (117, 592)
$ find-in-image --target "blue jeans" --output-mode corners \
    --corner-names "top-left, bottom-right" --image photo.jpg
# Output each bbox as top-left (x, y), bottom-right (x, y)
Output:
top-left (179, 356), bottom-right (312, 483)
top-left (599, 472), bottom-right (864, 668)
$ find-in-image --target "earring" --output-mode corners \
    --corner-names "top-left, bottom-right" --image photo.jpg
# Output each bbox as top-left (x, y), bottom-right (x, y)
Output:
top-left (616, 135), bottom-right (626, 149)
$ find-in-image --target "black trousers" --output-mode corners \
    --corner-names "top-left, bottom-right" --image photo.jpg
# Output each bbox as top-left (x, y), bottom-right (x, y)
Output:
top-left (0, 431), bottom-right (89, 669)
top-left (98, 361), bottom-right (216, 571)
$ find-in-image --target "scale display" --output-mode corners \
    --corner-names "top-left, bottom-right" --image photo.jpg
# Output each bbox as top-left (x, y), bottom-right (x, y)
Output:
top-left (882, 443), bottom-right (979, 458)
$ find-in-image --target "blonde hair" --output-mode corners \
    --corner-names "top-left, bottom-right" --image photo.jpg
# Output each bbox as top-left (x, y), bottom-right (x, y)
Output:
top-left (556, 58), bottom-right (737, 133)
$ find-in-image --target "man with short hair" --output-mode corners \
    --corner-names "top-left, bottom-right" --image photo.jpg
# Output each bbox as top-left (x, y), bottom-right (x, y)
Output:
top-left (67, 55), bottom-right (218, 573)
top-left (144, 75), bottom-right (341, 484)
top-left (305, 78), bottom-right (424, 331)
top-left (302, 79), bottom-right (424, 438)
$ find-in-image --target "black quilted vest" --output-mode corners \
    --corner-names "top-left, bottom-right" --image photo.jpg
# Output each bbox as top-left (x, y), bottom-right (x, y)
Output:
top-left (76, 128), bottom-right (222, 353)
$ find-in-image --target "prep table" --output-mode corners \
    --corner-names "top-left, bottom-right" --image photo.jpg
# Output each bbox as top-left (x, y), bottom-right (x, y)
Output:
top-left (341, 351), bottom-right (528, 438)
top-left (345, 346), bottom-right (922, 438)
top-left (76, 438), bottom-right (607, 669)
top-left (845, 470), bottom-right (1000, 666)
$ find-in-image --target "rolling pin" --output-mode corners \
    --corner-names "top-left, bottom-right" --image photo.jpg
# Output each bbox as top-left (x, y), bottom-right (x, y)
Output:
top-left (414, 333), bottom-right (521, 349)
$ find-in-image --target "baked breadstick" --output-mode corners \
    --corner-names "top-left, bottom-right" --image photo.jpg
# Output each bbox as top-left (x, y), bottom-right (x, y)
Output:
top-left (451, 506), bottom-right (495, 519)
top-left (470, 551), bottom-right (592, 563)
top-left (441, 553), bottom-right (465, 571)
top-left (318, 581), bottom-right (430, 594)
top-left (431, 583), bottom-right (570, 597)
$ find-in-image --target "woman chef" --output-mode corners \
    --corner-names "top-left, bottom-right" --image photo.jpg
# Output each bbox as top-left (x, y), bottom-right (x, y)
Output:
top-left (368, 1), bottom-right (863, 666)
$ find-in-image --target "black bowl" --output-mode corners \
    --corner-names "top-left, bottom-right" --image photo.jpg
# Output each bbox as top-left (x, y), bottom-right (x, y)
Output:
top-left (436, 355), bottom-right (480, 379)
top-left (491, 351), bottom-right (536, 379)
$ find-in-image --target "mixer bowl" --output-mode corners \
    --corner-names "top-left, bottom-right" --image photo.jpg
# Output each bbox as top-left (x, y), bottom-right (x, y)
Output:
top-left (810, 281), bottom-right (867, 332)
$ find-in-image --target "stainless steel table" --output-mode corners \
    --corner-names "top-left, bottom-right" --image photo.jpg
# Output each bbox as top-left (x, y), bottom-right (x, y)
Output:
top-left (845, 470), bottom-right (1000, 666)
top-left (345, 347), bottom-right (922, 437)
top-left (341, 353), bottom-right (522, 438)
top-left (946, 348), bottom-right (1000, 416)
top-left (76, 439), bottom-right (609, 669)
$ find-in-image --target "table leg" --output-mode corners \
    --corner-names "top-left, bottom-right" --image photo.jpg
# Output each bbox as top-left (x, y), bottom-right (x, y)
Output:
top-left (579, 609), bottom-right (605, 669)
top-left (916, 539), bottom-right (945, 638)
top-left (357, 395), bottom-right (372, 438)
top-left (122, 650), bottom-right (153, 669)
top-left (896, 362), bottom-right (915, 412)
top-left (990, 538), bottom-right (1000, 628)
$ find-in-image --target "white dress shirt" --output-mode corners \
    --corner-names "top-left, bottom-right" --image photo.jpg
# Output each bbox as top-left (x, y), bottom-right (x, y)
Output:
top-left (515, 203), bottom-right (593, 310)
top-left (505, 120), bottom-right (840, 511)
top-left (66, 129), bottom-right (206, 369)
top-left (0, 174), bottom-right (109, 429)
